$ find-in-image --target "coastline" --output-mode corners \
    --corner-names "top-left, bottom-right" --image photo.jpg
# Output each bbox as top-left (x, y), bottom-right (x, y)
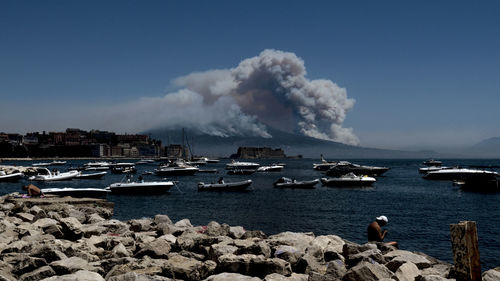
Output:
top-left (1, 194), bottom-right (499, 280)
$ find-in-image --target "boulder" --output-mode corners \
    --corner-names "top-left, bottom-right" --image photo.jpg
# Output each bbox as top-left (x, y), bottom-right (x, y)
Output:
top-left (241, 230), bottom-right (267, 240)
top-left (108, 272), bottom-right (175, 281)
top-left (229, 226), bottom-right (246, 239)
top-left (394, 261), bottom-right (421, 281)
top-left (59, 217), bottom-right (84, 240)
top-left (175, 218), bottom-right (194, 229)
top-left (235, 239), bottom-right (271, 258)
top-left (112, 242), bottom-right (130, 258)
top-left (128, 218), bottom-right (153, 232)
top-left (268, 232), bottom-right (315, 253)
top-left (209, 243), bottom-right (238, 261)
top-left (343, 261), bottom-right (394, 281)
top-left (87, 213), bottom-right (105, 224)
top-left (217, 254), bottom-right (291, 278)
top-left (50, 257), bottom-right (100, 275)
top-left (5, 254), bottom-right (47, 276)
top-left (154, 214), bottom-right (173, 225)
top-left (346, 249), bottom-right (385, 267)
top-left (415, 275), bottom-right (455, 281)
top-left (135, 236), bottom-right (171, 259)
top-left (31, 245), bottom-right (68, 263)
top-left (384, 250), bottom-right (433, 270)
top-left (273, 245), bottom-right (304, 269)
top-left (18, 265), bottom-right (56, 281)
top-left (202, 272), bottom-right (261, 281)
top-left (264, 273), bottom-right (309, 281)
top-left (162, 253), bottom-right (215, 280)
top-left (342, 241), bottom-right (377, 257)
top-left (306, 235), bottom-right (344, 260)
top-left (15, 212), bottom-right (34, 223)
top-left (482, 268), bottom-right (500, 281)
top-left (295, 253), bottom-right (326, 274)
top-left (39, 269), bottom-right (105, 281)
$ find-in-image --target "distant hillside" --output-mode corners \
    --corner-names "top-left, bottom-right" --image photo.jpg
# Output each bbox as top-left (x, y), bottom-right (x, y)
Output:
top-left (145, 127), bottom-right (444, 159)
top-left (466, 137), bottom-right (500, 158)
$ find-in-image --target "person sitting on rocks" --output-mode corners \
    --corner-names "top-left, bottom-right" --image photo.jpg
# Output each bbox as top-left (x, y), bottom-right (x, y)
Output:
top-left (367, 215), bottom-right (398, 247)
top-left (22, 184), bottom-right (44, 197)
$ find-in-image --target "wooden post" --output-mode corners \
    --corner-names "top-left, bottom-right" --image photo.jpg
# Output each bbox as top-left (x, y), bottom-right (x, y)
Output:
top-left (450, 221), bottom-right (482, 281)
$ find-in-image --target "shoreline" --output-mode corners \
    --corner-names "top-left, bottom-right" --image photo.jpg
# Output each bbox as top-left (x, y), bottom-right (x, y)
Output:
top-left (1, 193), bottom-right (499, 280)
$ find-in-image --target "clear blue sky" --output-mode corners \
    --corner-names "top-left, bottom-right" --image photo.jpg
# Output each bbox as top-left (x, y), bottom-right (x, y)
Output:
top-left (1, 1), bottom-right (499, 150)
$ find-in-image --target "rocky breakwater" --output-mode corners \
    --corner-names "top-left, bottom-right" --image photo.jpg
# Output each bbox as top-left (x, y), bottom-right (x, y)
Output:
top-left (1, 194), bottom-right (500, 281)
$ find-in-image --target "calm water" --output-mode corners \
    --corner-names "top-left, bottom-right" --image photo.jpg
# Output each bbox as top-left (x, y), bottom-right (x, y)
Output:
top-left (1, 158), bottom-right (499, 270)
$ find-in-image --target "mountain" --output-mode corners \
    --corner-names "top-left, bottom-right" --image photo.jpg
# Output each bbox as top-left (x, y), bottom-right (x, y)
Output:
top-left (466, 137), bottom-right (500, 158)
top-left (145, 127), bottom-right (445, 159)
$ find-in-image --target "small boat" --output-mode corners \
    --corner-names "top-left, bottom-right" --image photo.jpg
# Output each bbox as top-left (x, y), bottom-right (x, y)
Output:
top-left (225, 160), bottom-right (260, 170)
top-left (257, 165), bottom-right (284, 172)
top-left (0, 171), bottom-right (24, 182)
top-left (85, 166), bottom-right (110, 171)
top-left (110, 163), bottom-right (137, 174)
top-left (75, 171), bottom-right (107, 179)
top-left (142, 171), bottom-right (154, 175)
top-left (198, 169), bottom-right (218, 173)
top-left (321, 173), bottom-right (376, 187)
top-left (422, 159), bottom-right (442, 167)
top-left (28, 168), bottom-right (80, 181)
top-left (326, 162), bottom-right (389, 177)
top-left (41, 187), bottom-right (110, 198)
top-left (32, 162), bottom-right (52, 167)
top-left (418, 166), bottom-right (451, 174)
top-left (454, 178), bottom-right (500, 192)
top-left (227, 169), bottom-right (256, 175)
top-left (84, 161), bottom-right (112, 168)
top-left (136, 159), bottom-right (156, 165)
top-left (154, 160), bottom-right (199, 176)
top-left (50, 160), bottom-right (67, 166)
top-left (106, 177), bottom-right (175, 194)
top-left (273, 177), bottom-right (319, 189)
top-left (312, 155), bottom-right (339, 171)
top-left (192, 157), bottom-right (220, 163)
top-left (423, 168), bottom-right (499, 181)
top-left (198, 179), bottom-right (252, 191)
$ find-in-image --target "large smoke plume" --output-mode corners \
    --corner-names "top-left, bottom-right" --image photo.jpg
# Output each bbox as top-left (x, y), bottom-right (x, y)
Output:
top-left (93, 49), bottom-right (359, 145)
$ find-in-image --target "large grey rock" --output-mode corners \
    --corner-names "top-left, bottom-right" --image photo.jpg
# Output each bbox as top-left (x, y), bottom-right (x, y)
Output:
top-left (40, 269), bottom-right (105, 281)
top-left (264, 273), bottom-right (308, 281)
top-left (343, 261), bottom-right (394, 281)
top-left (273, 245), bottom-right (304, 269)
top-left (217, 254), bottom-right (291, 278)
top-left (342, 241), bottom-right (377, 257)
top-left (295, 253), bottom-right (326, 274)
top-left (104, 258), bottom-right (164, 279)
top-left (384, 250), bottom-right (433, 270)
top-left (95, 219), bottom-right (130, 235)
top-left (235, 239), bottom-right (271, 258)
top-left (268, 232), bottom-right (315, 253)
top-left (205, 221), bottom-right (228, 237)
top-left (50, 257), bottom-right (100, 275)
top-left (108, 272), bottom-right (174, 281)
top-left (31, 245), bottom-right (68, 263)
top-left (15, 212), bottom-right (34, 223)
top-left (415, 275), bottom-right (455, 281)
top-left (175, 218), bottom-right (194, 229)
top-left (135, 236), bottom-right (171, 259)
top-left (229, 226), bottom-right (246, 239)
top-left (306, 235), bottom-right (344, 260)
top-left (5, 254), bottom-right (47, 276)
top-left (59, 217), bottom-right (84, 240)
top-left (394, 261), bottom-right (421, 281)
top-left (420, 264), bottom-right (451, 278)
top-left (154, 214), bottom-right (173, 225)
top-left (128, 218), bottom-right (153, 232)
top-left (209, 243), bottom-right (238, 261)
top-left (162, 253), bottom-right (215, 280)
top-left (346, 249), bottom-right (385, 267)
top-left (18, 266), bottom-right (56, 281)
top-left (203, 272), bottom-right (261, 281)
top-left (482, 268), bottom-right (500, 281)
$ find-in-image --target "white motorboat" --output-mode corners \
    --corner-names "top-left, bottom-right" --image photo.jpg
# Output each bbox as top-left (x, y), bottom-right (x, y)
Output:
top-left (321, 173), bottom-right (376, 187)
top-left (312, 155), bottom-right (340, 171)
top-left (225, 160), bottom-right (260, 170)
top-left (198, 179), bottom-right (252, 191)
top-left (84, 161), bottom-right (112, 168)
top-left (28, 168), bottom-right (79, 181)
top-left (257, 165), bottom-right (284, 172)
top-left (50, 160), bottom-right (67, 165)
top-left (41, 187), bottom-right (110, 198)
top-left (0, 171), bottom-right (24, 182)
top-left (154, 160), bottom-right (199, 176)
top-left (75, 171), bottom-right (107, 179)
top-left (423, 168), bottom-right (499, 181)
top-left (273, 177), bottom-right (319, 189)
top-left (325, 162), bottom-right (389, 177)
top-left (422, 159), bottom-right (442, 167)
top-left (32, 162), bottom-right (52, 167)
top-left (418, 166), bottom-right (451, 174)
top-left (106, 176), bottom-right (175, 194)
top-left (136, 159), bottom-right (156, 165)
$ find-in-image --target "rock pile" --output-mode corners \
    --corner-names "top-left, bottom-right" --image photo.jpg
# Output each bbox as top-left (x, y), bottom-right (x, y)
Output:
top-left (1, 193), bottom-right (499, 281)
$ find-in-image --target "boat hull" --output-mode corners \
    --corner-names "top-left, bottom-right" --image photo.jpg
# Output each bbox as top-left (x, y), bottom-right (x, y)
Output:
top-left (321, 177), bottom-right (376, 187)
top-left (75, 171), bottom-right (107, 180)
top-left (154, 167), bottom-right (198, 176)
top-left (326, 167), bottom-right (389, 177)
top-left (107, 182), bottom-right (174, 194)
top-left (198, 180), bottom-right (252, 191)
top-left (42, 188), bottom-right (109, 198)
top-left (274, 179), bottom-right (319, 189)
top-left (0, 172), bottom-right (24, 182)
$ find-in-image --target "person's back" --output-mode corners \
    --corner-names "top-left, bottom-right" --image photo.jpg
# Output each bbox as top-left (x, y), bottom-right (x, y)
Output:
top-left (22, 184), bottom-right (43, 197)
top-left (367, 215), bottom-right (398, 247)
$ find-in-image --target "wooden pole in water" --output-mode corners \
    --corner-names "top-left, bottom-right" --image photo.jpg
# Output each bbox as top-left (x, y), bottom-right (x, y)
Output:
top-left (450, 221), bottom-right (482, 281)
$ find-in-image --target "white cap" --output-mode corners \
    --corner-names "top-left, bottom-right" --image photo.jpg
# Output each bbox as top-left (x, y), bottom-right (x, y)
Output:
top-left (376, 216), bottom-right (388, 223)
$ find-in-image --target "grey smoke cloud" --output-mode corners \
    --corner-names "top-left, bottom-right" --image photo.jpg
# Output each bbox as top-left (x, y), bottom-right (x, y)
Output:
top-left (171, 49), bottom-right (359, 145)
top-left (43, 49), bottom-right (358, 145)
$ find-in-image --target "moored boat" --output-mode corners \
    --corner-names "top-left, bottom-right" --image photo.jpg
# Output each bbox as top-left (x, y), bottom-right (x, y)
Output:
top-left (423, 168), bottom-right (499, 181)
top-left (227, 169), bottom-right (256, 175)
top-left (257, 165), bottom-right (284, 172)
top-left (418, 166), bottom-right (451, 174)
top-left (106, 179), bottom-right (175, 194)
top-left (0, 171), bottom-right (24, 182)
top-left (75, 171), bottom-right (107, 179)
top-left (198, 179), bottom-right (252, 191)
top-left (41, 187), bottom-right (110, 198)
top-left (321, 173), bottom-right (376, 187)
top-left (28, 168), bottom-right (79, 181)
top-left (312, 155), bottom-right (339, 171)
top-left (154, 160), bottom-right (199, 176)
top-left (273, 177), bottom-right (319, 189)
top-left (225, 160), bottom-right (260, 170)
top-left (326, 162), bottom-right (389, 177)
top-left (422, 159), bottom-right (442, 167)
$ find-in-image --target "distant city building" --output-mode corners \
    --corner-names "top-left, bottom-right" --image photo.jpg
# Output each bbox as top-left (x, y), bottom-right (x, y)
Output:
top-left (232, 147), bottom-right (286, 159)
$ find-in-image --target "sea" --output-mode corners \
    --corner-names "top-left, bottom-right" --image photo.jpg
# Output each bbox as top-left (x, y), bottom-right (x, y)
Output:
top-left (1, 158), bottom-right (499, 270)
